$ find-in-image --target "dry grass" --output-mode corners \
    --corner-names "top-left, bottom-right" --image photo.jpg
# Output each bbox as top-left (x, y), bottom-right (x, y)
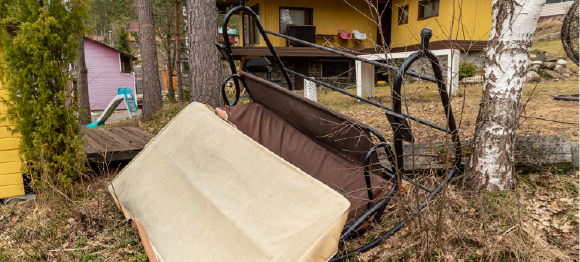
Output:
top-left (107, 102), bottom-right (188, 135)
top-left (534, 18), bottom-right (563, 40)
top-left (341, 171), bottom-right (579, 262)
top-left (315, 78), bottom-right (579, 143)
top-left (532, 39), bottom-right (569, 58)
top-left (0, 168), bottom-right (148, 261)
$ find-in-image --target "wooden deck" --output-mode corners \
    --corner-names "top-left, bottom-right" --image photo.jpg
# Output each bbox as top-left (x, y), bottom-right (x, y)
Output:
top-left (83, 127), bottom-right (155, 163)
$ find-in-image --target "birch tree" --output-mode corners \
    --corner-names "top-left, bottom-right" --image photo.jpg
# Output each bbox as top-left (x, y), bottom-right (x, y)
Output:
top-left (468, 0), bottom-right (545, 191)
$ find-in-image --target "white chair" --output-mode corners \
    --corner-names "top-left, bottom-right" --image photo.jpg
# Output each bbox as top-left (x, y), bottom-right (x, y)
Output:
top-left (352, 30), bottom-right (366, 47)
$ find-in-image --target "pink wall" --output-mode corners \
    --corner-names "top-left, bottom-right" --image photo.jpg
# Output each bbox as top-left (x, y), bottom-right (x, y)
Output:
top-left (84, 38), bottom-right (135, 110)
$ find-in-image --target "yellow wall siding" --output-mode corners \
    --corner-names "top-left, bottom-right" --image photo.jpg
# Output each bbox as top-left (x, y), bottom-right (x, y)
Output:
top-left (0, 185), bottom-right (24, 199)
top-left (390, 0), bottom-right (492, 48)
top-left (240, 0), bottom-right (378, 48)
top-left (0, 47), bottom-right (24, 199)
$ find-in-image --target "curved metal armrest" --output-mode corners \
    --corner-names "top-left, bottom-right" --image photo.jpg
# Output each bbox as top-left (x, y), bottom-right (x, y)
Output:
top-left (221, 74), bottom-right (248, 106)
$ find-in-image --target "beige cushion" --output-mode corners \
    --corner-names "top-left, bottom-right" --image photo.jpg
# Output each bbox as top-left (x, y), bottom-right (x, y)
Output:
top-left (109, 102), bottom-right (350, 262)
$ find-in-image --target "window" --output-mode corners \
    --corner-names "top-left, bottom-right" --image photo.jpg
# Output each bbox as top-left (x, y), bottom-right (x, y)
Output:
top-left (418, 0), bottom-right (439, 20)
top-left (398, 5), bottom-right (409, 25)
top-left (243, 4), bottom-right (260, 46)
top-left (279, 7), bottom-right (313, 34)
top-left (120, 54), bottom-right (133, 73)
top-left (322, 62), bottom-right (350, 77)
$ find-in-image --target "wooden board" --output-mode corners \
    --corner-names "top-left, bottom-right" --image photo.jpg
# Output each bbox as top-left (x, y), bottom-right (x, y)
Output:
top-left (378, 135), bottom-right (573, 173)
top-left (0, 150), bottom-right (20, 164)
top-left (0, 138), bottom-right (19, 151)
top-left (82, 127), bottom-right (155, 163)
top-left (0, 162), bottom-right (21, 175)
top-left (0, 125), bottom-right (18, 139)
top-left (0, 173), bottom-right (23, 187)
top-left (0, 184), bottom-right (25, 199)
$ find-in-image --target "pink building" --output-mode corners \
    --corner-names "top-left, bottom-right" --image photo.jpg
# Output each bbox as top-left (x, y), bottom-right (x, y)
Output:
top-left (84, 37), bottom-right (137, 110)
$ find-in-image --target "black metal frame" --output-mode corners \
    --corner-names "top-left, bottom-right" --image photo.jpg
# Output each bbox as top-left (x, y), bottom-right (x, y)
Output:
top-left (217, 1), bottom-right (463, 260)
top-left (561, 0), bottom-right (579, 65)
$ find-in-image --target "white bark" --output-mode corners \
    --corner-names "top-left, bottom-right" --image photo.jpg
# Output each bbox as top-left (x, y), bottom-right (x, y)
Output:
top-left (468, 0), bottom-right (545, 191)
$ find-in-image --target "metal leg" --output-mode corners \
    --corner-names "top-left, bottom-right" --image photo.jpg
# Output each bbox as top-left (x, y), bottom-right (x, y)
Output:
top-left (322, 36), bottom-right (333, 47)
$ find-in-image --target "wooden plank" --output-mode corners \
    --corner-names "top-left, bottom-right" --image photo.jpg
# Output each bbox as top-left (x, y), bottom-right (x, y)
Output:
top-left (0, 137), bottom-right (19, 151)
top-left (0, 173), bottom-right (23, 187)
top-left (230, 41), bottom-right (488, 59)
top-left (105, 128), bottom-right (145, 150)
top-left (102, 128), bottom-right (141, 150)
top-left (0, 101), bottom-right (8, 116)
top-left (0, 184), bottom-right (25, 199)
top-left (0, 162), bottom-right (21, 175)
top-left (116, 127), bottom-right (152, 145)
top-left (378, 135), bottom-right (573, 172)
top-left (86, 149), bottom-right (141, 163)
top-left (123, 126), bottom-right (155, 140)
top-left (0, 150), bottom-right (20, 164)
top-left (81, 131), bottom-right (101, 154)
top-left (83, 128), bottom-right (128, 153)
top-left (0, 125), bottom-right (19, 139)
top-left (82, 127), bottom-right (154, 163)
top-left (514, 135), bottom-right (572, 170)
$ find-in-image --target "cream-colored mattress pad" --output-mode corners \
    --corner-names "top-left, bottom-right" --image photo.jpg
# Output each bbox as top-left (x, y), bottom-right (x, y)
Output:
top-left (109, 102), bottom-right (350, 262)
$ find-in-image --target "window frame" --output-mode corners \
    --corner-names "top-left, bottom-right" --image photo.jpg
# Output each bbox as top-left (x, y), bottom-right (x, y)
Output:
top-left (279, 7), bottom-right (314, 34)
top-left (119, 54), bottom-right (133, 74)
top-left (417, 0), bottom-right (440, 21)
top-left (398, 5), bottom-right (409, 25)
top-left (321, 61), bottom-right (350, 78)
top-left (243, 4), bottom-right (260, 47)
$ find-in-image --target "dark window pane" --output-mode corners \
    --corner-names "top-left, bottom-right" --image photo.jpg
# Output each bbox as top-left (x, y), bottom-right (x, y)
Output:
top-left (419, 0), bottom-right (439, 19)
top-left (398, 5), bottom-right (409, 24)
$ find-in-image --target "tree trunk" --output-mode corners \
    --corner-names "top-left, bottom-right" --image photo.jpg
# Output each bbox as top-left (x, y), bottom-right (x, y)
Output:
top-left (166, 34), bottom-right (176, 103)
top-left (186, 0), bottom-right (222, 107)
top-left (467, 0), bottom-right (545, 191)
top-left (175, 0), bottom-right (183, 103)
top-left (136, 0), bottom-right (163, 119)
top-left (76, 35), bottom-right (91, 125)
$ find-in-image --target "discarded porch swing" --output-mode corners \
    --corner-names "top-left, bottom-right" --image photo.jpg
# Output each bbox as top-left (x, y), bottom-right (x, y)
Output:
top-left (217, 2), bottom-right (462, 260)
top-left (108, 1), bottom-right (463, 261)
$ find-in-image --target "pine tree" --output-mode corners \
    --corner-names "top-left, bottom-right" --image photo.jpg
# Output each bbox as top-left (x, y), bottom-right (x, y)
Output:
top-left (136, 0), bottom-right (163, 119)
top-left (0, 0), bottom-right (89, 186)
top-left (115, 27), bottom-right (132, 54)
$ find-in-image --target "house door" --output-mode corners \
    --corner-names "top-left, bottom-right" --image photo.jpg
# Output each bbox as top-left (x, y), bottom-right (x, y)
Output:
top-left (377, 3), bottom-right (392, 47)
top-left (294, 58), bottom-right (309, 90)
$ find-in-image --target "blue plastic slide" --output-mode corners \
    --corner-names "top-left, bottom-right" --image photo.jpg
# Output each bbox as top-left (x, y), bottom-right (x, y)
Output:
top-left (87, 88), bottom-right (139, 128)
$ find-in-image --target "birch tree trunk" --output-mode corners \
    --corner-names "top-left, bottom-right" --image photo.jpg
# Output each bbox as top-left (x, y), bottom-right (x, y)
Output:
top-left (186, 0), bottom-right (222, 108)
top-left (76, 35), bottom-right (91, 125)
top-left (468, 0), bottom-right (545, 191)
top-left (175, 0), bottom-right (183, 103)
top-left (136, 0), bottom-right (163, 119)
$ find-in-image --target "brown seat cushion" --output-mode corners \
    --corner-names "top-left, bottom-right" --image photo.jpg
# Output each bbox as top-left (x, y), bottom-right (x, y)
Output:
top-left (217, 103), bottom-right (391, 223)
top-left (239, 72), bottom-right (381, 173)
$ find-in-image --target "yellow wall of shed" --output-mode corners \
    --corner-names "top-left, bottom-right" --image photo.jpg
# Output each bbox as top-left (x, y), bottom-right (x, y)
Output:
top-left (240, 0), bottom-right (378, 48)
top-left (0, 47), bottom-right (25, 199)
top-left (390, 0), bottom-right (493, 48)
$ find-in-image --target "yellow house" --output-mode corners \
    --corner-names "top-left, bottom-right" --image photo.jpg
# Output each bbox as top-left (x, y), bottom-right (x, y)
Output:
top-left (0, 46), bottom-right (25, 199)
top-left (217, 0), bottom-right (493, 90)
top-left (389, 0), bottom-right (492, 50)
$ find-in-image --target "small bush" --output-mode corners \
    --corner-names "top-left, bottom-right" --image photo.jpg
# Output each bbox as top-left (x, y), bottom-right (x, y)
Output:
top-left (459, 62), bottom-right (477, 80)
